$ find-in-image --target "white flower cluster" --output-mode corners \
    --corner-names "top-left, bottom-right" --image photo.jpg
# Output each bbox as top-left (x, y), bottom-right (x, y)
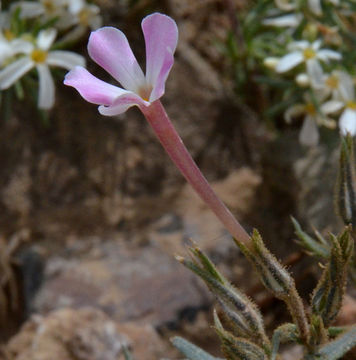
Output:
top-left (261, 0), bottom-right (356, 145)
top-left (0, 0), bottom-right (102, 110)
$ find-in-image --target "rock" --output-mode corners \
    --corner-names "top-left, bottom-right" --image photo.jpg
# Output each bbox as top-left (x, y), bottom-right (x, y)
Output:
top-left (4, 308), bottom-right (128, 360)
top-left (33, 240), bottom-right (211, 330)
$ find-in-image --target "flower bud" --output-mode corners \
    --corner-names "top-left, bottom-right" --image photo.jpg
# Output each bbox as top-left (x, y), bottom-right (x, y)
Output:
top-left (295, 73), bottom-right (310, 87)
top-left (263, 57), bottom-right (279, 70)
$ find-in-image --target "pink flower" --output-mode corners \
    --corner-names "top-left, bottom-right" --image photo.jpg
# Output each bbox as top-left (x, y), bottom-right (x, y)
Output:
top-left (64, 12), bottom-right (251, 247)
top-left (64, 12), bottom-right (178, 115)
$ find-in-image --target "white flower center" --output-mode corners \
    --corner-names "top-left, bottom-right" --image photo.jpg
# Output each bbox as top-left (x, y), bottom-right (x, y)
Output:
top-left (346, 101), bottom-right (356, 110)
top-left (326, 75), bottom-right (339, 89)
top-left (305, 103), bottom-right (316, 115)
top-left (303, 48), bottom-right (316, 60)
top-left (31, 49), bottom-right (48, 63)
top-left (138, 86), bottom-right (152, 102)
top-left (43, 0), bottom-right (56, 13)
top-left (4, 29), bottom-right (15, 41)
top-left (78, 9), bottom-right (90, 26)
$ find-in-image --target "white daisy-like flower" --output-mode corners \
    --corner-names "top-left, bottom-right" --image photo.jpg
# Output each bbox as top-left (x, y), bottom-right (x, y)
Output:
top-left (10, 0), bottom-right (67, 24)
top-left (0, 31), bottom-right (32, 67)
top-left (276, 40), bottom-right (341, 88)
top-left (321, 73), bottom-right (356, 135)
top-left (322, 70), bottom-right (351, 100)
top-left (0, 28), bottom-right (85, 109)
top-left (58, 0), bottom-right (102, 43)
top-left (285, 92), bottom-right (336, 146)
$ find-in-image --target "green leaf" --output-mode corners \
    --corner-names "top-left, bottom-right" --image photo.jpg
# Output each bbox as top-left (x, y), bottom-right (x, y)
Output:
top-left (317, 326), bottom-right (356, 360)
top-left (291, 217), bottom-right (329, 258)
top-left (171, 336), bottom-right (222, 360)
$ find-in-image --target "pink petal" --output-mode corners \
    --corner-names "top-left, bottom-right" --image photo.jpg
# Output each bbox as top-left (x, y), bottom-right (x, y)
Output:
top-left (99, 94), bottom-right (149, 116)
top-left (142, 13), bottom-right (178, 102)
top-left (64, 66), bottom-right (127, 105)
top-left (88, 27), bottom-right (146, 92)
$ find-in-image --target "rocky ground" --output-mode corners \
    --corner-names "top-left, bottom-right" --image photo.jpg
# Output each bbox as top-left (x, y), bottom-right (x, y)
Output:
top-left (0, 0), bottom-right (354, 359)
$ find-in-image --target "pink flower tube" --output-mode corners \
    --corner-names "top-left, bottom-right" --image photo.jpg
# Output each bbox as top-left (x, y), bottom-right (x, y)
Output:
top-left (64, 13), bottom-right (251, 246)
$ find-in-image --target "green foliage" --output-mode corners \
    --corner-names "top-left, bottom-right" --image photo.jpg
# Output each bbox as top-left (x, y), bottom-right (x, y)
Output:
top-left (174, 224), bottom-right (355, 360)
top-left (171, 336), bottom-right (222, 360)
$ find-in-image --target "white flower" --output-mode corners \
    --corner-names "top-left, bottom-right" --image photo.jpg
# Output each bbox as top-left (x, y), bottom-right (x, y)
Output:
top-left (0, 31), bottom-right (32, 67)
top-left (321, 73), bottom-right (356, 135)
top-left (0, 29), bottom-right (85, 109)
top-left (319, 70), bottom-right (351, 101)
top-left (11, 0), bottom-right (67, 25)
top-left (59, 0), bottom-right (102, 43)
top-left (276, 40), bottom-right (341, 88)
top-left (285, 92), bottom-right (336, 146)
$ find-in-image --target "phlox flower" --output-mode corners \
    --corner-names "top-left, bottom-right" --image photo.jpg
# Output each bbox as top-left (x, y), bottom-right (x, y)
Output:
top-left (64, 12), bottom-right (178, 116)
top-left (276, 40), bottom-right (341, 88)
top-left (285, 92), bottom-right (336, 146)
top-left (0, 28), bottom-right (85, 109)
top-left (64, 12), bottom-right (251, 247)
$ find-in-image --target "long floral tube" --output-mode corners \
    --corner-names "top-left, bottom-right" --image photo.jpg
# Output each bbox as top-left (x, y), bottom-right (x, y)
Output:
top-left (141, 100), bottom-right (251, 246)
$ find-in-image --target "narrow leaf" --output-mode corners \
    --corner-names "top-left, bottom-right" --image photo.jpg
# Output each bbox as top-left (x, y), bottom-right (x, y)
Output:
top-left (171, 336), bottom-right (222, 360)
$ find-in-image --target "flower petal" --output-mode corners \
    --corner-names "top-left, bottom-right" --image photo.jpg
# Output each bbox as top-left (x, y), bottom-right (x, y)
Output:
top-left (288, 40), bottom-right (309, 51)
top-left (64, 66), bottom-right (129, 106)
top-left (338, 71), bottom-right (354, 101)
top-left (11, 39), bottom-right (33, 55)
top-left (339, 108), bottom-right (356, 136)
top-left (98, 93), bottom-right (149, 116)
top-left (299, 116), bottom-right (319, 146)
top-left (311, 39), bottom-right (322, 51)
top-left (0, 57), bottom-right (33, 89)
top-left (37, 28), bottom-right (57, 50)
top-left (276, 51), bottom-right (303, 73)
top-left (320, 100), bottom-right (344, 114)
top-left (306, 58), bottom-right (323, 88)
top-left (68, 0), bottom-right (84, 13)
top-left (88, 26), bottom-right (146, 92)
top-left (11, 1), bottom-right (44, 18)
top-left (142, 13), bottom-right (178, 102)
top-left (317, 49), bottom-right (341, 62)
top-left (37, 64), bottom-right (55, 109)
top-left (274, 0), bottom-right (296, 11)
top-left (47, 50), bottom-right (85, 69)
top-left (308, 0), bottom-right (322, 16)
top-left (263, 14), bottom-right (302, 27)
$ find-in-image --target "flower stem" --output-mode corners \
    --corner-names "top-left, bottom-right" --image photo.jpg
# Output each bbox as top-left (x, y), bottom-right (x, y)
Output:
top-left (141, 100), bottom-right (251, 247)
